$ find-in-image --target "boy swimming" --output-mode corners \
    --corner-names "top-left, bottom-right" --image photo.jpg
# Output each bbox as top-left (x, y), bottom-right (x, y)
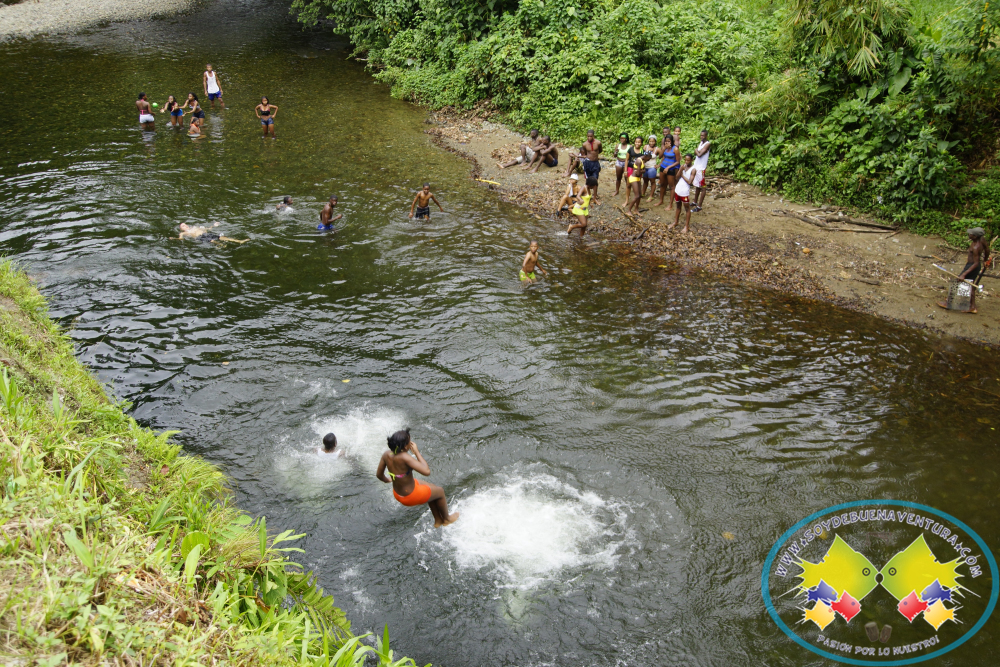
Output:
top-left (176, 222), bottom-right (248, 244)
top-left (520, 241), bottom-right (549, 284)
top-left (318, 432), bottom-right (343, 457)
top-left (409, 184), bottom-right (443, 219)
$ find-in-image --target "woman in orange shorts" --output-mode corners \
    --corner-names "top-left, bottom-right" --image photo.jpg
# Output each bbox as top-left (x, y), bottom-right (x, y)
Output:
top-left (376, 429), bottom-right (459, 528)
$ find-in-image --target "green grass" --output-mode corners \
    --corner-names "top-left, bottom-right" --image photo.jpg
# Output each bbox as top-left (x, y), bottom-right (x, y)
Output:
top-left (0, 259), bottom-right (425, 666)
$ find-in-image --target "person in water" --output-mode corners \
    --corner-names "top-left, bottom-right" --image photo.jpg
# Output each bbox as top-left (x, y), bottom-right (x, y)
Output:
top-left (937, 227), bottom-right (991, 313)
top-left (160, 95), bottom-right (183, 128)
top-left (520, 240), bottom-right (548, 284)
top-left (319, 196), bottom-right (342, 229)
top-left (277, 195), bottom-right (293, 211)
top-left (203, 64), bottom-right (224, 109)
top-left (319, 432), bottom-right (343, 457)
top-left (409, 184), bottom-right (443, 219)
top-left (176, 222), bottom-right (248, 243)
top-left (136, 93), bottom-right (155, 130)
top-left (256, 96), bottom-right (277, 137)
top-left (183, 94), bottom-right (205, 136)
top-left (376, 429), bottom-right (459, 527)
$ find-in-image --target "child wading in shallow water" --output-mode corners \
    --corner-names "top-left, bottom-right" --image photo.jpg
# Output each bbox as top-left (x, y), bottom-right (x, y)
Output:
top-left (376, 429), bottom-right (459, 527)
top-left (520, 240), bottom-right (549, 284)
top-left (409, 183), bottom-right (443, 219)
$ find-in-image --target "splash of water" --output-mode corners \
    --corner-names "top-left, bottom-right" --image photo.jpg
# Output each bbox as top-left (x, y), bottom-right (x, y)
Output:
top-left (426, 472), bottom-right (633, 589)
top-left (310, 404), bottom-right (408, 467)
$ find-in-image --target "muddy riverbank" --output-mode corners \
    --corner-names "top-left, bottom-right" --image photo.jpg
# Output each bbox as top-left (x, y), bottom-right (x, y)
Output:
top-left (426, 108), bottom-right (1000, 346)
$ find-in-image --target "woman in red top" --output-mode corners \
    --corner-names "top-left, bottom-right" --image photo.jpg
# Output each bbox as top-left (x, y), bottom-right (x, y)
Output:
top-left (377, 429), bottom-right (459, 528)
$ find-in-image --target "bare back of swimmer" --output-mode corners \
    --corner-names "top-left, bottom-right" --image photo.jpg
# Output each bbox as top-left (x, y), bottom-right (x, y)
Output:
top-left (376, 429), bottom-right (459, 528)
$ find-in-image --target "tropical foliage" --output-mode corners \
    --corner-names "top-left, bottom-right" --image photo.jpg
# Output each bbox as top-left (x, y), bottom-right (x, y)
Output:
top-left (0, 260), bottom-right (424, 666)
top-left (293, 0), bottom-right (1000, 241)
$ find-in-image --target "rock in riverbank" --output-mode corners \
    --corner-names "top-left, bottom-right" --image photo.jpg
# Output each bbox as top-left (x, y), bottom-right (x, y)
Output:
top-left (0, 0), bottom-right (193, 41)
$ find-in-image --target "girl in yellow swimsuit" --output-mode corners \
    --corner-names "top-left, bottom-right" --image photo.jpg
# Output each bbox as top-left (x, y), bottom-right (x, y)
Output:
top-left (376, 429), bottom-right (459, 528)
top-left (568, 185), bottom-right (591, 236)
top-left (625, 156), bottom-right (645, 215)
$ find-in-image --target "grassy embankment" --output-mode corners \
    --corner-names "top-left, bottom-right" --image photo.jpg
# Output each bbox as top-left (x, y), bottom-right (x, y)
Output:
top-left (293, 0), bottom-right (1000, 245)
top-left (0, 259), bottom-right (420, 666)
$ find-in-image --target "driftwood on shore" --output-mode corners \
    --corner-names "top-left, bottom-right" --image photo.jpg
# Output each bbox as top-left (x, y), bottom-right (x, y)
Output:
top-left (771, 209), bottom-right (897, 233)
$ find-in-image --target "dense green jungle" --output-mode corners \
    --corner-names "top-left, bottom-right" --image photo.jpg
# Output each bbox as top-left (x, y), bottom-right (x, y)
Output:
top-left (292, 0), bottom-right (1000, 244)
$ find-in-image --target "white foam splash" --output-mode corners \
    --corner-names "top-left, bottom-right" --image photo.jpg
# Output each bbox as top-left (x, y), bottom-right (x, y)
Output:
top-left (310, 404), bottom-right (408, 468)
top-left (425, 472), bottom-right (633, 588)
top-left (273, 405), bottom-right (407, 493)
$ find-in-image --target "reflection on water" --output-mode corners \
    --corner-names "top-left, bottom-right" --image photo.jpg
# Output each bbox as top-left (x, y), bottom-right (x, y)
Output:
top-left (1, 1), bottom-right (999, 665)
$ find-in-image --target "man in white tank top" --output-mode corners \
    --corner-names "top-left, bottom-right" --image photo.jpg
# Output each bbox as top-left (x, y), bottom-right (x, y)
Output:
top-left (203, 64), bottom-right (224, 109)
top-left (692, 129), bottom-right (711, 212)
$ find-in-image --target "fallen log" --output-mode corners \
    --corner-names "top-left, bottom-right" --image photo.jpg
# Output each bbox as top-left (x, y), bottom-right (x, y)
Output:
top-left (771, 209), bottom-right (828, 228)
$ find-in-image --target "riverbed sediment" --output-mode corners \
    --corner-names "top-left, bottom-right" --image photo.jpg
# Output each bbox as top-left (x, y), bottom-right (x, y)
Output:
top-left (425, 107), bottom-right (1000, 347)
top-left (0, 0), bottom-right (194, 41)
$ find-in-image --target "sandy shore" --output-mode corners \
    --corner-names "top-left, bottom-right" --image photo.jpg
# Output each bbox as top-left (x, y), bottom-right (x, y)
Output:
top-left (0, 0), bottom-right (194, 41)
top-left (425, 108), bottom-right (1000, 347)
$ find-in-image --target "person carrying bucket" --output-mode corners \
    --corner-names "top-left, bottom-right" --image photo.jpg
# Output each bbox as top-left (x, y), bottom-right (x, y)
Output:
top-left (376, 429), bottom-right (459, 528)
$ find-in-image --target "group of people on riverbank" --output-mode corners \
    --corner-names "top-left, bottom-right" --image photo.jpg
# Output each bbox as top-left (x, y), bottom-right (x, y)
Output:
top-left (502, 127), bottom-right (712, 235)
top-left (136, 64), bottom-right (278, 137)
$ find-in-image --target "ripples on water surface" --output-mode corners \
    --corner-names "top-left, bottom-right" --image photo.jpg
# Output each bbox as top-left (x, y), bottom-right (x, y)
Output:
top-left (1, 1), bottom-right (998, 665)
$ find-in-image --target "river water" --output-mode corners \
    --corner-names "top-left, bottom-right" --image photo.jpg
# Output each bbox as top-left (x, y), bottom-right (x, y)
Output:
top-left (1, 2), bottom-right (998, 665)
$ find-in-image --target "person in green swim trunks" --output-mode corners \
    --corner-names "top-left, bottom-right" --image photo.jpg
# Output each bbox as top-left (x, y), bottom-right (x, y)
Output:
top-left (519, 240), bottom-right (549, 284)
top-left (567, 179), bottom-right (592, 236)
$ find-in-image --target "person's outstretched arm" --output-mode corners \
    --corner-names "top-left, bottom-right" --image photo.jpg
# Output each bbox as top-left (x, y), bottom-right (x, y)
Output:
top-left (409, 194), bottom-right (419, 218)
top-left (431, 194), bottom-right (443, 211)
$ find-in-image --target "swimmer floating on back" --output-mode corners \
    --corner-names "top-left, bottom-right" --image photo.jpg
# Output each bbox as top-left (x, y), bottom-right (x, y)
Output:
top-left (376, 429), bottom-right (459, 528)
top-left (175, 222), bottom-right (249, 243)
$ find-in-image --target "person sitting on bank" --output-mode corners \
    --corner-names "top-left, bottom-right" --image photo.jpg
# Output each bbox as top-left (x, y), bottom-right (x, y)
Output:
top-left (526, 137), bottom-right (559, 173)
top-left (937, 227), bottom-right (991, 314)
top-left (376, 429), bottom-right (459, 528)
top-left (498, 129), bottom-right (542, 169)
top-left (556, 174), bottom-right (582, 216)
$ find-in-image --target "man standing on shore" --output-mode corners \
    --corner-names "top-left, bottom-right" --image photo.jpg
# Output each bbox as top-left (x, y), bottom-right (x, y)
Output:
top-left (563, 130), bottom-right (603, 202)
top-left (692, 130), bottom-right (711, 212)
top-left (938, 227), bottom-right (990, 313)
top-left (499, 129), bottom-right (541, 168)
top-left (203, 64), bottom-right (224, 109)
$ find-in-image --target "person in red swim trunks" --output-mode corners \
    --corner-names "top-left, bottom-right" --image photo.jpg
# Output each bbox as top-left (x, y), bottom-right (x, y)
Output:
top-left (376, 429), bottom-right (459, 528)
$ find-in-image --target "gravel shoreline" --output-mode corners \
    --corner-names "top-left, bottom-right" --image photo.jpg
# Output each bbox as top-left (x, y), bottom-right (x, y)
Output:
top-left (0, 0), bottom-right (194, 41)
